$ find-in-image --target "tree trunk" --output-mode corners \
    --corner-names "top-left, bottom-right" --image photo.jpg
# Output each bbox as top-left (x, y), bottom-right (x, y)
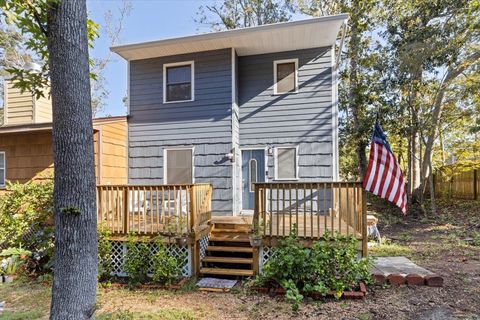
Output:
top-left (47, 1), bottom-right (97, 319)
top-left (347, 11), bottom-right (368, 178)
top-left (418, 51), bottom-right (480, 199)
top-left (428, 162), bottom-right (437, 215)
top-left (357, 140), bottom-right (368, 178)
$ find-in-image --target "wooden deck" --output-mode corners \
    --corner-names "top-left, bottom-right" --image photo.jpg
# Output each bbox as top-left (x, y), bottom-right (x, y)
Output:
top-left (266, 214), bottom-right (361, 238)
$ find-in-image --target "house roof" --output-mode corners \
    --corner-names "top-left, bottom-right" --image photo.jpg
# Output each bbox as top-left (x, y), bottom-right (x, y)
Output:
top-left (0, 116), bottom-right (127, 134)
top-left (111, 14), bottom-right (348, 61)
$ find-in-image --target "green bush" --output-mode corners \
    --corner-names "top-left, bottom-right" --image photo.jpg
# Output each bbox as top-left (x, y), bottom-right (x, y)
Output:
top-left (260, 225), bottom-right (310, 287)
top-left (151, 237), bottom-right (184, 285)
top-left (0, 180), bottom-right (54, 273)
top-left (257, 226), bottom-right (372, 310)
top-left (98, 226), bottom-right (113, 282)
top-left (309, 231), bottom-right (372, 297)
top-left (124, 235), bottom-right (151, 286)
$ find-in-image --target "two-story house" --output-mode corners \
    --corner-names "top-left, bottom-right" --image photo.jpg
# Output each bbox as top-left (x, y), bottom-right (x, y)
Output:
top-left (111, 15), bottom-right (348, 216)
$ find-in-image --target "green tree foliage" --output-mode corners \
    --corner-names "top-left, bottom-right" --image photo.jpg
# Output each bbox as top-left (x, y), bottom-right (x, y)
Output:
top-left (296, 0), bottom-right (382, 179)
top-left (0, 179), bottom-right (55, 273)
top-left (0, 21), bottom-right (34, 115)
top-left (196, 0), bottom-right (294, 30)
top-left (0, 0), bottom-right (99, 99)
top-left (0, 179), bottom-right (53, 248)
top-left (382, 0), bottom-right (480, 208)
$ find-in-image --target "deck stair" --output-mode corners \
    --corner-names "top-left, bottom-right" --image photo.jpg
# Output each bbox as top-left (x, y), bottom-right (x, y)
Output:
top-left (200, 221), bottom-right (255, 278)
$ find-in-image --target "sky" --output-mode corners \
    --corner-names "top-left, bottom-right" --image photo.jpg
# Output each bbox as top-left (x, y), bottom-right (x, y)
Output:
top-left (88, 0), bottom-right (217, 117)
top-left (87, 0), bottom-right (307, 117)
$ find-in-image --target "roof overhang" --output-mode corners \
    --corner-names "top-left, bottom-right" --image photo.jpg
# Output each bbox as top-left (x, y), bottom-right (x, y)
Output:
top-left (0, 122), bottom-right (53, 134)
top-left (111, 14), bottom-right (349, 61)
top-left (0, 116), bottom-right (126, 135)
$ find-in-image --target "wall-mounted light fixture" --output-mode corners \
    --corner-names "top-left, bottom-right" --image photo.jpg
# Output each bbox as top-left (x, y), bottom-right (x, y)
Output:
top-left (225, 148), bottom-right (236, 162)
top-left (267, 145), bottom-right (274, 155)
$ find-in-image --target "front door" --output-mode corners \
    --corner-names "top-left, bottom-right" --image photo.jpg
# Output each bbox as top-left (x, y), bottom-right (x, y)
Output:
top-left (242, 149), bottom-right (265, 210)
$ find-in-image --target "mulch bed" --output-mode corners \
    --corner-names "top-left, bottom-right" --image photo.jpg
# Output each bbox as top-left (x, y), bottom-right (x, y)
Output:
top-left (250, 282), bottom-right (367, 300)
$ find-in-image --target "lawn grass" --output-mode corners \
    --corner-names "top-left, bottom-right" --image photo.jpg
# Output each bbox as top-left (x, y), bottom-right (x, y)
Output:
top-left (369, 243), bottom-right (412, 257)
top-left (97, 309), bottom-right (197, 320)
top-left (0, 280), bottom-right (213, 320)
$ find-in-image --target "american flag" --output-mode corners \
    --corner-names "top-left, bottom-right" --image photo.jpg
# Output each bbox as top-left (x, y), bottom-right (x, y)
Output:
top-left (363, 123), bottom-right (407, 214)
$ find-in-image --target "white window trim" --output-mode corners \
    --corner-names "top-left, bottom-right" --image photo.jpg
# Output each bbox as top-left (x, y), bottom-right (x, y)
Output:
top-left (163, 61), bottom-right (195, 104)
top-left (274, 146), bottom-right (299, 181)
top-left (0, 151), bottom-right (5, 187)
top-left (163, 147), bottom-right (195, 184)
top-left (273, 58), bottom-right (299, 95)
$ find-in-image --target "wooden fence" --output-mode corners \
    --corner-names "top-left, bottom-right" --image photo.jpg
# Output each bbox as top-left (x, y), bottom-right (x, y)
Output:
top-left (433, 169), bottom-right (479, 200)
top-left (96, 184), bottom-right (213, 236)
top-left (253, 182), bottom-right (367, 255)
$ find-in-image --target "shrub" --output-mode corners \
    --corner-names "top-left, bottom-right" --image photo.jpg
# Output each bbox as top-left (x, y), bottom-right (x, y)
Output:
top-left (151, 237), bottom-right (184, 285)
top-left (309, 231), bottom-right (372, 297)
top-left (98, 226), bottom-right (113, 282)
top-left (260, 225), bottom-right (310, 287)
top-left (0, 246), bottom-right (32, 276)
top-left (257, 226), bottom-right (372, 310)
top-left (124, 235), bottom-right (151, 286)
top-left (0, 180), bottom-right (54, 274)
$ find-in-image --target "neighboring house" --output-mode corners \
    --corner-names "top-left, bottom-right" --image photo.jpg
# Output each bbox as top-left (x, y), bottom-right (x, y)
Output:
top-left (0, 79), bottom-right (128, 188)
top-left (111, 15), bottom-right (347, 216)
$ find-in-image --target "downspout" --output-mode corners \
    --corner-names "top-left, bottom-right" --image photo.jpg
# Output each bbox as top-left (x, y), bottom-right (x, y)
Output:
top-left (331, 20), bottom-right (348, 181)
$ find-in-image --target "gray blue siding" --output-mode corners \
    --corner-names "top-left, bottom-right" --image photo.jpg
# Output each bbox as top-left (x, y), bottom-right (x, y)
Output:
top-left (128, 48), bottom-right (234, 214)
top-left (128, 46), bottom-right (336, 215)
top-left (238, 47), bottom-right (334, 182)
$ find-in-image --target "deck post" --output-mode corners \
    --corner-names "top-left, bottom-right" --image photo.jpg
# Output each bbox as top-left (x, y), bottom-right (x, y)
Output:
top-left (361, 189), bottom-right (368, 257)
top-left (191, 238), bottom-right (201, 276)
top-left (189, 186), bottom-right (197, 232)
top-left (253, 184), bottom-right (260, 233)
top-left (252, 247), bottom-right (260, 276)
top-left (123, 188), bottom-right (129, 233)
top-left (253, 184), bottom-right (261, 275)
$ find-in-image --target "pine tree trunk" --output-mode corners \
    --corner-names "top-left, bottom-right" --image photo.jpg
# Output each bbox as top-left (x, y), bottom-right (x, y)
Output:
top-left (47, 1), bottom-right (97, 319)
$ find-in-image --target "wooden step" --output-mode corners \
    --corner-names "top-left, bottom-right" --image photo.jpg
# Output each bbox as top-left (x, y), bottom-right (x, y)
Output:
top-left (210, 235), bottom-right (250, 242)
top-left (200, 267), bottom-right (254, 277)
top-left (206, 246), bottom-right (253, 253)
top-left (202, 256), bottom-right (253, 264)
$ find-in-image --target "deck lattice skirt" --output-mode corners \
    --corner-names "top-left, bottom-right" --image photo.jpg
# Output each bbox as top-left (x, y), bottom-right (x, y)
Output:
top-left (259, 246), bottom-right (277, 273)
top-left (110, 241), bottom-right (192, 277)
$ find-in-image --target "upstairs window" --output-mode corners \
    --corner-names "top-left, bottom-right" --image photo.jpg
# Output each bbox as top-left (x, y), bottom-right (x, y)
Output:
top-left (163, 61), bottom-right (194, 103)
top-left (274, 146), bottom-right (298, 180)
top-left (274, 59), bottom-right (298, 94)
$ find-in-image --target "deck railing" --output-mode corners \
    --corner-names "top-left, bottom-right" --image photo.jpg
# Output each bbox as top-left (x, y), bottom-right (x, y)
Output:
top-left (96, 183), bottom-right (213, 236)
top-left (253, 182), bottom-right (367, 254)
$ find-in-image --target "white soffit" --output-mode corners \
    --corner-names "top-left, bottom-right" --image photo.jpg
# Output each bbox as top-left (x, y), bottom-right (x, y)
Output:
top-left (111, 14), bottom-right (348, 60)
